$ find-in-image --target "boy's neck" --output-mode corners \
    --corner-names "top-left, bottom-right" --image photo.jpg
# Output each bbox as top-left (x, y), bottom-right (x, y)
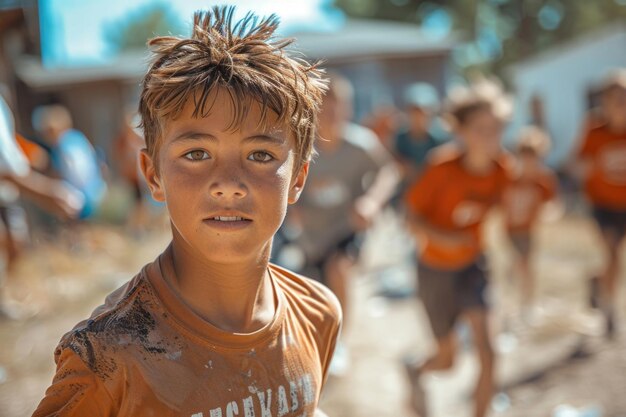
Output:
top-left (606, 120), bottom-right (626, 135)
top-left (165, 240), bottom-right (276, 334)
top-left (462, 151), bottom-right (496, 175)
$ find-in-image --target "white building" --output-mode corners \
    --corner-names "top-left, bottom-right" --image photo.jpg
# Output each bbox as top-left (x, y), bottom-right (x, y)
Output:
top-left (507, 23), bottom-right (626, 167)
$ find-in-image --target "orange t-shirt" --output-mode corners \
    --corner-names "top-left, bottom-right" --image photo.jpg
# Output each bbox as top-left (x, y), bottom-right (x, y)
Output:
top-left (16, 133), bottom-right (46, 166)
top-left (579, 123), bottom-right (626, 210)
top-left (405, 146), bottom-right (511, 270)
top-left (503, 168), bottom-right (557, 234)
top-left (32, 247), bottom-right (341, 417)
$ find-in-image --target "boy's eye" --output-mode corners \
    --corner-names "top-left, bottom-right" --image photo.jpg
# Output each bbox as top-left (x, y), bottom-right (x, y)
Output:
top-left (184, 150), bottom-right (209, 161)
top-left (248, 151), bottom-right (273, 163)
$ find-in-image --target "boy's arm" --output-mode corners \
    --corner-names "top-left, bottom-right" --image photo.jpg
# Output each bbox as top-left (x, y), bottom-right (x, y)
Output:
top-left (566, 122), bottom-right (596, 183)
top-left (352, 161), bottom-right (400, 229)
top-left (405, 210), bottom-right (473, 248)
top-left (32, 347), bottom-right (115, 417)
top-left (4, 170), bottom-right (83, 220)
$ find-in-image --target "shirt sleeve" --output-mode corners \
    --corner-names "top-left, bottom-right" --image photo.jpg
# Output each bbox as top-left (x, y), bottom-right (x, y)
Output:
top-left (578, 126), bottom-right (598, 158)
top-left (541, 171), bottom-right (559, 201)
top-left (32, 347), bottom-right (116, 417)
top-left (404, 162), bottom-right (442, 216)
top-left (312, 283), bottom-right (342, 387)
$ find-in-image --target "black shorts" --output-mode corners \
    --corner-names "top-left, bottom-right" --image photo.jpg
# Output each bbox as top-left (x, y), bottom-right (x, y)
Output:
top-left (418, 259), bottom-right (488, 339)
top-left (592, 206), bottom-right (626, 239)
top-left (304, 233), bottom-right (362, 284)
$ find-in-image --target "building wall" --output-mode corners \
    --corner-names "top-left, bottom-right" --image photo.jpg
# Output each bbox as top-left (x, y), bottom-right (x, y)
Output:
top-left (328, 54), bottom-right (449, 121)
top-left (508, 27), bottom-right (626, 167)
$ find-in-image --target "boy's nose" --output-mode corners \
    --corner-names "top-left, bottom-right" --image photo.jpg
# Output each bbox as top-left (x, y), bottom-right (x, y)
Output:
top-left (209, 178), bottom-right (248, 199)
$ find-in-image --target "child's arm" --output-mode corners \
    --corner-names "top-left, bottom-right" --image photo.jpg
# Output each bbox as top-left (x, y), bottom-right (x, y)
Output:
top-left (352, 161), bottom-right (400, 229)
top-left (33, 347), bottom-right (115, 417)
top-left (566, 119), bottom-right (596, 183)
top-left (4, 170), bottom-right (82, 220)
top-left (406, 210), bottom-right (473, 248)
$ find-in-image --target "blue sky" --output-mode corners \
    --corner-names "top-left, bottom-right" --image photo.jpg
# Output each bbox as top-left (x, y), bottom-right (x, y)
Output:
top-left (39, 0), bottom-right (344, 68)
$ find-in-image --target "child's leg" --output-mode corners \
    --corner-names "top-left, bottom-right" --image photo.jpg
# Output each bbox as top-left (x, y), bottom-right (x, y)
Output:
top-left (518, 253), bottom-right (535, 307)
top-left (511, 234), bottom-right (533, 307)
top-left (464, 308), bottom-right (495, 417)
top-left (421, 331), bottom-right (457, 372)
top-left (405, 265), bottom-right (459, 416)
top-left (598, 227), bottom-right (622, 336)
top-left (324, 251), bottom-right (353, 321)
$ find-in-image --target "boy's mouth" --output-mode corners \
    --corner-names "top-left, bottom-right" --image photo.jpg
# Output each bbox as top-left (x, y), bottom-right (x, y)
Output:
top-left (211, 216), bottom-right (251, 222)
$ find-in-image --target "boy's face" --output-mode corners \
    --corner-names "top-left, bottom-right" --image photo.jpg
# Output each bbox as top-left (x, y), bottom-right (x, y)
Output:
top-left (406, 106), bottom-right (432, 136)
top-left (141, 88), bottom-right (308, 264)
top-left (456, 108), bottom-right (503, 159)
top-left (318, 92), bottom-right (351, 144)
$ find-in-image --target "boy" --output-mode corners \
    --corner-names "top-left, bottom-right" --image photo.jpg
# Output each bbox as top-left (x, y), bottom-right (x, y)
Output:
top-left (403, 82), bottom-right (512, 417)
top-left (32, 7), bottom-right (341, 417)
top-left (502, 126), bottom-right (558, 311)
top-left (576, 69), bottom-right (626, 338)
top-left (0, 93), bottom-right (81, 318)
top-left (277, 74), bottom-right (397, 373)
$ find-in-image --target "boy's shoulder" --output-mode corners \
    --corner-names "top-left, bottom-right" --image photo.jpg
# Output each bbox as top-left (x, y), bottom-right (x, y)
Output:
top-left (342, 123), bottom-right (392, 167)
top-left (55, 265), bottom-right (163, 379)
top-left (425, 142), bottom-right (463, 169)
top-left (269, 263), bottom-right (342, 324)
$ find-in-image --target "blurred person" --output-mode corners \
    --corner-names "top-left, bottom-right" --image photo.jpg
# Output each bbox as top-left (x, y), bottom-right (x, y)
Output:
top-left (574, 69), bottom-right (626, 339)
top-left (0, 93), bottom-right (80, 318)
top-left (362, 104), bottom-right (401, 151)
top-left (278, 73), bottom-right (399, 374)
top-left (502, 126), bottom-right (558, 315)
top-left (32, 104), bottom-right (107, 220)
top-left (114, 109), bottom-right (150, 235)
top-left (394, 82), bottom-right (442, 188)
top-left (0, 90), bottom-right (32, 318)
top-left (403, 81), bottom-right (513, 417)
top-left (32, 7), bottom-right (341, 416)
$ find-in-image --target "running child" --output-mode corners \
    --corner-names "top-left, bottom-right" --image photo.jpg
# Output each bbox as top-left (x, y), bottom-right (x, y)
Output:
top-left (277, 73), bottom-right (398, 373)
top-left (576, 69), bottom-right (626, 338)
top-left (32, 7), bottom-right (341, 416)
top-left (502, 126), bottom-right (558, 311)
top-left (403, 81), bottom-right (512, 417)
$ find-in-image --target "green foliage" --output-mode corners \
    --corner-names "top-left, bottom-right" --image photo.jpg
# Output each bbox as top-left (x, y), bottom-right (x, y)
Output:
top-left (333, 0), bottom-right (626, 78)
top-left (104, 3), bottom-right (184, 53)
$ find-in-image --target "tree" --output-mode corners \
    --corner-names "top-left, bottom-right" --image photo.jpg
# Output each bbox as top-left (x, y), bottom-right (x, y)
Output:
top-left (333, 0), bottom-right (626, 79)
top-left (104, 3), bottom-right (184, 53)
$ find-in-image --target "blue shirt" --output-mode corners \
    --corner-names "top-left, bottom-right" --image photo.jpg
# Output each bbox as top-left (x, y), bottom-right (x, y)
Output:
top-left (51, 129), bottom-right (106, 218)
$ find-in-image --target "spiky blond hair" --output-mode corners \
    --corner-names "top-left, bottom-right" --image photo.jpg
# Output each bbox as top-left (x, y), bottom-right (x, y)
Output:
top-left (139, 6), bottom-right (327, 170)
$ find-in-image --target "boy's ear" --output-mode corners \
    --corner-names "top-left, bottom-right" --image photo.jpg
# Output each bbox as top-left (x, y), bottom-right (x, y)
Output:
top-left (139, 149), bottom-right (165, 203)
top-left (288, 162), bottom-right (309, 205)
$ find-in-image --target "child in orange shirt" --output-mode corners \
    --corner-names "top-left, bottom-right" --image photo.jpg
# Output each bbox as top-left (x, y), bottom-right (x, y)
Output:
top-left (403, 82), bottom-right (512, 417)
top-left (576, 69), bottom-right (626, 338)
top-left (32, 7), bottom-right (341, 417)
top-left (502, 126), bottom-right (558, 311)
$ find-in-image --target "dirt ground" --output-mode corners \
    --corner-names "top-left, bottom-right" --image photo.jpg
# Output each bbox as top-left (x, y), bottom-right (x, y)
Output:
top-left (1, 208), bottom-right (625, 417)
